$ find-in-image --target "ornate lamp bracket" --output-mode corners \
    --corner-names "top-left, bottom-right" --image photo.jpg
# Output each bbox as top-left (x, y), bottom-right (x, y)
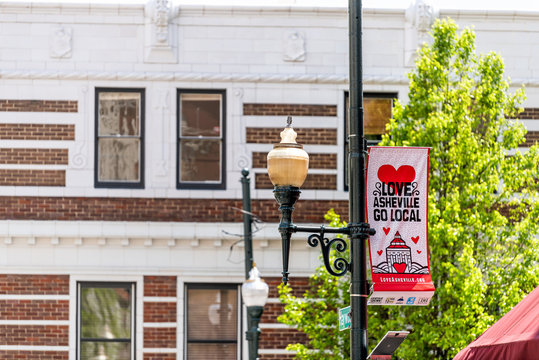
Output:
top-left (294, 223), bottom-right (376, 278)
top-left (273, 185), bottom-right (376, 284)
top-left (306, 226), bottom-right (349, 277)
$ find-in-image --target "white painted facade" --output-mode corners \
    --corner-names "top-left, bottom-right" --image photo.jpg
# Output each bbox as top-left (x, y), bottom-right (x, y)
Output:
top-left (0, 1), bottom-right (538, 359)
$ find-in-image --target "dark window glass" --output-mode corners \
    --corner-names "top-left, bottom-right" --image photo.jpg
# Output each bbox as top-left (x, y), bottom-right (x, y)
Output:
top-left (187, 343), bottom-right (237, 360)
top-left (344, 92), bottom-right (396, 190)
top-left (364, 97), bottom-right (393, 136)
top-left (78, 283), bottom-right (134, 360)
top-left (180, 139), bottom-right (221, 182)
top-left (178, 90), bottom-right (226, 189)
top-left (95, 89), bottom-right (144, 188)
top-left (186, 285), bottom-right (239, 360)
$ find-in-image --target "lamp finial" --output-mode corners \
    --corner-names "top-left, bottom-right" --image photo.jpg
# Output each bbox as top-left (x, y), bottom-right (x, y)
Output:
top-left (286, 116), bottom-right (292, 128)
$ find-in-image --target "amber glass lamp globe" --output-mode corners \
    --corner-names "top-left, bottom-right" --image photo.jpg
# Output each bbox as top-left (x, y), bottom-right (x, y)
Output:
top-left (267, 120), bottom-right (309, 187)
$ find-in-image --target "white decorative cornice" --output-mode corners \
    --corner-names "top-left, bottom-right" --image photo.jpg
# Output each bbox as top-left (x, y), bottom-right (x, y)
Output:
top-left (4, 2), bottom-right (539, 21)
top-left (0, 69), bottom-right (410, 85)
top-left (2, 69), bottom-right (536, 87)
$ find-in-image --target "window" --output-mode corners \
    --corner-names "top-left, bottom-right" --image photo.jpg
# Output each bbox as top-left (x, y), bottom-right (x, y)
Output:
top-left (78, 282), bottom-right (135, 360)
top-left (344, 92), bottom-right (396, 190)
top-left (95, 88), bottom-right (144, 188)
top-left (185, 284), bottom-right (240, 360)
top-left (177, 90), bottom-right (226, 189)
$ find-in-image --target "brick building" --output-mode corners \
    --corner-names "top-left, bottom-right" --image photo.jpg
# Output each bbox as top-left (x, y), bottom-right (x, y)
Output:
top-left (0, 0), bottom-right (538, 359)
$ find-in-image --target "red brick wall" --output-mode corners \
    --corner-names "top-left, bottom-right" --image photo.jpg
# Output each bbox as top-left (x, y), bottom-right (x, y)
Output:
top-left (0, 169), bottom-right (65, 186)
top-left (144, 327), bottom-right (176, 348)
top-left (144, 302), bottom-right (176, 323)
top-left (260, 302), bottom-right (285, 324)
top-left (253, 151), bottom-right (337, 169)
top-left (144, 276), bottom-right (177, 297)
top-left (256, 173), bottom-right (337, 190)
top-left (247, 127), bottom-right (337, 145)
top-left (259, 276), bottom-right (310, 357)
top-left (143, 354), bottom-right (177, 360)
top-left (0, 274), bottom-right (69, 294)
top-left (0, 325), bottom-right (68, 346)
top-left (0, 351), bottom-right (68, 360)
top-left (243, 103), bottom-right (336, 117)
top-left (0, 275), bottom-right (69, 359)
top-left (0, 100), bottom-right (77, 113)
top-left (524, 131), bottom-right (539, 147)
top-left (260, 354), bottom-right (296, 360)
top-left (0, 197), bottom-right (350, 223)
top-left (266, 276), bottom-right (310, 299)
top-left (260, 328), bottom-right (309, 349)
top-left (0, 124), bottom-right (74, 140)
top-left (515, 108), bottom-right (539, 119)
top-left (0, 148), bottom-right (68, 165)
top-left (143, 276), bottom-right (177, 355)
top-left (0, 300), bottom-right (68, 320)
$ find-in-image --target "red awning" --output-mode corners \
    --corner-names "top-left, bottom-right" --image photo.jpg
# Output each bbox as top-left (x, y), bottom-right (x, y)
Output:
top-left (453, 286), bottom-right (539, 360)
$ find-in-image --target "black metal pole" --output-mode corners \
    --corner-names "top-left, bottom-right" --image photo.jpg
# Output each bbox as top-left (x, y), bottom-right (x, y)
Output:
top-left (241, 168), bottom-right (254, 278)
top-left (348, 0), bottom-right (368, 359)
top-left (245, 306), bottom-right (264, 360)
top-left (241, 168), bottom-right (258, 359)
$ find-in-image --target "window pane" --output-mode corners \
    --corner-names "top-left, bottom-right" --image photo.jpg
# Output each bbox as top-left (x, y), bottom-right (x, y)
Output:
top-left (187, 288), bottom-right (237, 341)
top-left (80, 341), bottom-right (131, 360)
top-left (364, 98), bottom-right (392, 135)
top-left (98, 138), bottom-right (140, 182)
top-left (81, 287), bottom-right (131, 339)
top-left (180, 139), bottom-right (221, 182)
top-left (180, 94), bottom-right (221, 137)
top-left (98, 93), bottom-right (140, 136)
top-left (187, 343), bottom-right (237, 360)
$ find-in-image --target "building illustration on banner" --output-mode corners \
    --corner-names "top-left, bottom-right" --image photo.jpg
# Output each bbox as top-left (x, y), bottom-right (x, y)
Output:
top-left (372, 231), bottom-right (429, 274)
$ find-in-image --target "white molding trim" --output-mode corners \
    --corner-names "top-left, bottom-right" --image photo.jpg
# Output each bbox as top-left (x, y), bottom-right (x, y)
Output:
top-left (143, 322), bottom-right (177, 328)
top-left (0, 69), bottom-right (411, 85)
top-left (259, 323), bottom-right (293, 329)
top-left (143, 348), bottom-right (178, 353)
top-left (0, 69), bottom-right (348, 84)
top-left (259, 348), bottom-right (297, 354)
top-left (143, 296), bottom-right (178, 302)
top-left (0, 220), bottom-right (287, 245)
top-left (2, 69), bottom-right (536, 87)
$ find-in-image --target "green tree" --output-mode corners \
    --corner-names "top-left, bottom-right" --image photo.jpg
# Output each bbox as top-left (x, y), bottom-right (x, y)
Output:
top-left (279, 19), bottom-right (539, 359)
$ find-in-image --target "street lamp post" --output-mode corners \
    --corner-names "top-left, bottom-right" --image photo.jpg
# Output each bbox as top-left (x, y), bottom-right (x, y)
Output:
top-left (242, 265), bottom-right (269, 360)
top-left (241, 169), bottom-right (254, 279)
top-left (241, 169), bottom-right (269, 360)
top-left (266, 1), bottom-right (372, 359)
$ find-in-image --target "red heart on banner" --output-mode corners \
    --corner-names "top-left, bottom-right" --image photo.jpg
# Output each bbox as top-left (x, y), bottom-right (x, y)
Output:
top-left (393, 263), bottom-right (407, 273)
top-left (417, 250), bottom-right (422, 254)
top-left (377, 250), bottom-right (383, 256)
top-left (383, 227), bottom-right (390, 235)
top-left (412, 236), bottom-right (419, 244)
top-left (377, 165), bottom-right (416, 183)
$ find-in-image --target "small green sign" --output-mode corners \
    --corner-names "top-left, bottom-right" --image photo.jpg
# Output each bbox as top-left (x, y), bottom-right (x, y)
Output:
top-left (338, 306), bottom-right (351, 331)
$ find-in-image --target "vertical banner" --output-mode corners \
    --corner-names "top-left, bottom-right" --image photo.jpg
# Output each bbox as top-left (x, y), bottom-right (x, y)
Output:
top-left (366, 147), bottom-right (435, 306)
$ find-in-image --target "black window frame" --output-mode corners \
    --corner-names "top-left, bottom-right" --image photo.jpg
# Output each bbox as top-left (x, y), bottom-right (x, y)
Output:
top-left (176, 89), bottom-right (227, 190)
top-left (344, 91), bottom-right (397, 191)
top-left (184, 283), bottom-right (241, 360)
top-left (77, 281), bottom-right (136, 360)
top-left (94, 87), bottom-right (145, 189)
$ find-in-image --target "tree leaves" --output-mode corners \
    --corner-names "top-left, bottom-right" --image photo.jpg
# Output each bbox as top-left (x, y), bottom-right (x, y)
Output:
top-left (278, 18), bottom-right (539, 360)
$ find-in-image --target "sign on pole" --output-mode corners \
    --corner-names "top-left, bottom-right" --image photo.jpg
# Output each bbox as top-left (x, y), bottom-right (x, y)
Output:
top-left (338, 306), bottom-right (351, 331)
top-left (366, 147), bottom-right (435, 306)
